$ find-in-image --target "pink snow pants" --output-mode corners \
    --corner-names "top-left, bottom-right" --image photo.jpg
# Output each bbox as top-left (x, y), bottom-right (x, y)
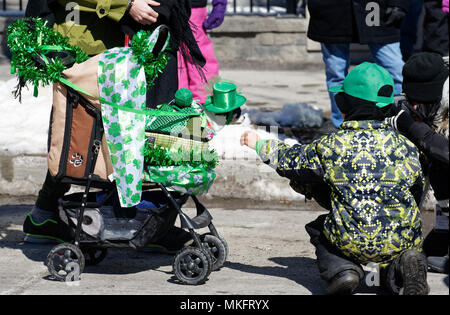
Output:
top-left (177, 7), bottom-right (219, 103)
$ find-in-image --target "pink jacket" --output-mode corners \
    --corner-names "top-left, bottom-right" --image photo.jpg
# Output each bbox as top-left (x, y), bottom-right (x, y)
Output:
top-left (444, 0), bottom-right (449, 13)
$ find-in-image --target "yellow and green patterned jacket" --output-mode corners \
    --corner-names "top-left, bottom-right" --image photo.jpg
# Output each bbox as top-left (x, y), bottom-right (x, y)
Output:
top-left (257, 120), bottom-right (425, 265)
top-left (53, 0), bottom-right (129, 55)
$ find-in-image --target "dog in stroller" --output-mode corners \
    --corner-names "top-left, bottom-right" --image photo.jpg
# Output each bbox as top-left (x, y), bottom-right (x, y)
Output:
top-left (8, 19), bottom-right (246, 285)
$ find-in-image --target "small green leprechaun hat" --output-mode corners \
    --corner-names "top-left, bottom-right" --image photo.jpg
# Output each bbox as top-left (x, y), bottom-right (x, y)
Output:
top-left (329, 62), bottom-right (395, 108)
top-left (204, 82), bottom-right (246, 113)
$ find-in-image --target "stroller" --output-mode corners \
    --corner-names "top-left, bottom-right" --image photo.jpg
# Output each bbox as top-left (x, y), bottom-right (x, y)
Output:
top-left (8, 19), bottom-right (227, 285)
top-left (44, 79), bottom-right (227, 286)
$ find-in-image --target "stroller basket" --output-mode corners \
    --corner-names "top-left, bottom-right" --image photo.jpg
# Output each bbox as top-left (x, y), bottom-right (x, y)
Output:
top-left (60, 190), bottom-right (183, 245)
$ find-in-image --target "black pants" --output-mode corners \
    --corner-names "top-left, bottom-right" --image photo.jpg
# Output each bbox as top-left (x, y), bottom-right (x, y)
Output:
top-left (423, 0), bottom-right (449, 56)
top-left (305, 214), bottom-right (365, 282)
top-left (35, 171), bottom-right (71, 213)
top-left (423, 161), bottom-right (449, 256)
top-left (146, 45), bottom-right (178, 109)
top-left (305, 214), bottom-right (413, 294)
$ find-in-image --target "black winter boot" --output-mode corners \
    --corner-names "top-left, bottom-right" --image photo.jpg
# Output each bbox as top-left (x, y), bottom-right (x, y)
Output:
top-left (325, 269), bottom-right (361, 295)
top-left (397, 250), bottom-right (430, 295)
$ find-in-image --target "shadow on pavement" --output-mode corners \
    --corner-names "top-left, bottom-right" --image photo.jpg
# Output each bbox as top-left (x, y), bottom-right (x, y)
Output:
top-left (225, 256), bottom-right (325, 295)
top-left (0, 203), bottom-right (175, 278)
top-left (225, 257), bottom-right (398, 295)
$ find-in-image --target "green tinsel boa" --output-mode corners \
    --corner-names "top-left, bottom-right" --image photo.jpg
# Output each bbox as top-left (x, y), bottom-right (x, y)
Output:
top-left (7, 17), bottom-right (171, 97)
top-left (129, 30), bottom-right (170, 88)
top-left (7, 18), bottom-right (89, 97)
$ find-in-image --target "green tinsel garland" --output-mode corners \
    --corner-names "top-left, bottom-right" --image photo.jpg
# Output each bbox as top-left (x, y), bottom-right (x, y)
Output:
top-left (7, 18), bottom-right (89, 96)
top-left (129, 30), bottom-right (170, 89)
top-left (144, 143), bottom-right (219, 170)
top-left (7, 18), bottom-right (170, 96)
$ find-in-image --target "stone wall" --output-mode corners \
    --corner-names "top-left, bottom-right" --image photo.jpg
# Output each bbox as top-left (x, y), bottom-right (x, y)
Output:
top-left (208, 15), bottom-right (323, 70)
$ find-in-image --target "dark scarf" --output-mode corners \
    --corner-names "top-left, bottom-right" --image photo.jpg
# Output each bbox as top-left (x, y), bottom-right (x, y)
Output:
top-left (121, 0), bottom-right (206, 79)
top-left (335, 93), bottom-right (396, 122)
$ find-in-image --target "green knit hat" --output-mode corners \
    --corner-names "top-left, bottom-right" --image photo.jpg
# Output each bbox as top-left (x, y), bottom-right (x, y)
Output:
top-left (174, 88), bottom-right (193, 107)
top-left (329, 62), bottom-right (395, 108)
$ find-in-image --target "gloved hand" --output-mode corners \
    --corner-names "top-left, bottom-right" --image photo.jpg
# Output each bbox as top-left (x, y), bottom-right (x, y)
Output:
top-left (386, 109), bottom-right (415, 133)
top-left (203, 0), bottom-right (227, 30)
top-left (443, 0), bottom-right (449, 13)
top-left (384, 6), bottom-right (407, 28)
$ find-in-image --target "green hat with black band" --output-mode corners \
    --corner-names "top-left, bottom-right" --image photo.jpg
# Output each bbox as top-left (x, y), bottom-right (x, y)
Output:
top-left (204, 82), bottom-right (246, 113)
top-left (329, 62), bottom-right (395, 108)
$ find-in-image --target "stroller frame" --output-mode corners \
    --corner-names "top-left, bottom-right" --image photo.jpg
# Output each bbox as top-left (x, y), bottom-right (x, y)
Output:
top-left (45, 84), bottom-right (228, 285)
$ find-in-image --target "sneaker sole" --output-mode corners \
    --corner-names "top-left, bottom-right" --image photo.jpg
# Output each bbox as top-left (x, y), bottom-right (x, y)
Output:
top-left (23, 233), bottom-right (65, 244)
top-left (401, 253), bottom-right (430, 295)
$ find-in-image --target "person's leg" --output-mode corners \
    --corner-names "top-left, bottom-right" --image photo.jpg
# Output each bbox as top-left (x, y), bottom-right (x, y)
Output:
top-left (182, 7), bottom-right (219, 103)
top-left (423, 0), bottom-right (450, 56)
top-left (321, 43), bottom-right (350, 128)
top-left (147, 42), bottom-right (179, 108)
top-left (305, 214), bottom-right (364, 294)
top-left (424, 162), bottom-right (449, 272)
top-left (400, 0), bottom-right (424, 61)
top-left (34, 171), bottom-right (71, 214)
top-left (177, 47), bottom-right (189, 90)
top-left (23, 171), bottom-right (73, 243)
top-left (368, 42), bottom-right (404, 95)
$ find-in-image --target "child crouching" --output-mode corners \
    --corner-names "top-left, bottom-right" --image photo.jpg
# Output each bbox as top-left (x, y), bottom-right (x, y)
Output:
top-left (241, 63), bottom-right (428, 295)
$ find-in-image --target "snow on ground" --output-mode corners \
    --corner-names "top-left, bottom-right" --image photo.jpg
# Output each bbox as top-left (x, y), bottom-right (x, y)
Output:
top-left (210, 111), bottom-right (298, 161)
top-left (0, 79), bottom-right (52, 156)
top-left (0, 79), bottom-right (295, 160)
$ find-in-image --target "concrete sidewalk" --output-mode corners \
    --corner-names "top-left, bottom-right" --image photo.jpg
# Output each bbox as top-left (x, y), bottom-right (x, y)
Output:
top-left (0, 196), bottom-right (448, 295)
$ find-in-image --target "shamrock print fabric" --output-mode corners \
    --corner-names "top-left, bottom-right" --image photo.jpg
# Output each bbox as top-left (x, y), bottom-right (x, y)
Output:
top-left (99, 46), bottom-right (147, 207)
top-left (144, 165), bottom-right (216, 195)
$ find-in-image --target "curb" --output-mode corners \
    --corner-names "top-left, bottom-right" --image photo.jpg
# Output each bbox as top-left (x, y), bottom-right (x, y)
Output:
top-left (0, 155), bottom-right (304, 201)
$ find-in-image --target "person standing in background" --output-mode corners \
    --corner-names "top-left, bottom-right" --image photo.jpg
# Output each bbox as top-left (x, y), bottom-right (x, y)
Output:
top-left (307, 0), bottom-right (410, 129)
top-left (400, 0), bottom-right (423, 61)
top-left (422, 0), bottom-right (449, 56)
top-left (178, 0), bottom-right (226, 103)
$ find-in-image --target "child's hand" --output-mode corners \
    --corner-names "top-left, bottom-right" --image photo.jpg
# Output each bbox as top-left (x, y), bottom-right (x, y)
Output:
top-left (240, 131), bottom-right (260, 150)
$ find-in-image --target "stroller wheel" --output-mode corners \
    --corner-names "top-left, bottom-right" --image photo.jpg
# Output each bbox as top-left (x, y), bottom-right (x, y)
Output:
top-left (46, 243), bottom-right (85, 282)
top-left (201, 234), bottom-right (227, 271)
top-left (82, 248), bottom-right (108, 266)
top-left (173, 246), bottom-right (212, 285)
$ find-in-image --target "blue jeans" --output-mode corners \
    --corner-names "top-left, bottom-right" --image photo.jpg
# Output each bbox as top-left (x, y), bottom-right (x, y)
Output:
top-left (322, 42), bottom-right (405, 128)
